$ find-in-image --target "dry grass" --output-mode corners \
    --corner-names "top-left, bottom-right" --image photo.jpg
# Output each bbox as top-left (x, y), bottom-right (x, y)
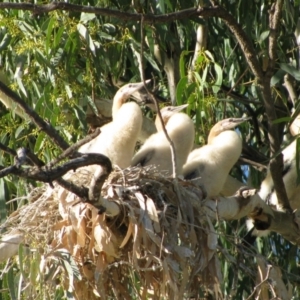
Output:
top-left (3, 166), bottom-right (227, 299)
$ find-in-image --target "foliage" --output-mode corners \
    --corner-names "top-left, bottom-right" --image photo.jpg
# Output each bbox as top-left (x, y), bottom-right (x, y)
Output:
top-left (0, 0), bottom-right (300, 299)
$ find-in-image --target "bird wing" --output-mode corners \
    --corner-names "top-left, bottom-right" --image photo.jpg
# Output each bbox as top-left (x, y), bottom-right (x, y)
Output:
top-left (131, 148), bottom-right (156, 167)
top-left (183, 162), bottom-right (206, 180)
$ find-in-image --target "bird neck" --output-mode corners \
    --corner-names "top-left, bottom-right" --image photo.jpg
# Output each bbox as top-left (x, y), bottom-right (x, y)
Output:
top-left (207, 128), bottom-right (222, 145)
top-left (112, 91), bottom-right (125, 120)
top-left (210, 131), bottom-right (242, 165)
top-left (207, 126), bottom-right (222, 144)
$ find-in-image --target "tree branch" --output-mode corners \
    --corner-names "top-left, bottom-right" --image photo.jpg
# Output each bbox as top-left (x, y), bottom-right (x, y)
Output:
top-left (259, 0), bottom-right (291, 211)
top-left (0, 3), bottom-right (263, 78)
top-left (0, 143), bottom-right (18, 156)
top-left (47, 128), bottom-right (101, 168)
top-left (0, 153), bottom-right (111, 183)
top-left (0, 81), bottom-right (69, 151)
top-left (140, 16), bottom-right (178, 178)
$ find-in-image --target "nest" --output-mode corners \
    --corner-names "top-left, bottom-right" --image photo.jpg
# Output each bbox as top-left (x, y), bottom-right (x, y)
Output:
top-left (3, 166), bottom-right (224, 299)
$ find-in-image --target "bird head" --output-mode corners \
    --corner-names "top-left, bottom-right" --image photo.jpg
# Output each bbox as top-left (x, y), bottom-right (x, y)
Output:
top-left (208, 117), bottom-right (250, 144)
top-left (155, 104), bottom-right (189, 131)
top-left (118, 79), bottom-right (151, 99)
top-left (112, 80), bottom-right (151, 119)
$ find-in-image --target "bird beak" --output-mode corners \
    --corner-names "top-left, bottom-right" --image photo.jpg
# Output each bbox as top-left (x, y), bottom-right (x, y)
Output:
top-left (168, 104), bottom-right (189, 113)
top-left (221, 117), bottom-right (251, 130)
top-left (121, 79), bottom-right (151, 97)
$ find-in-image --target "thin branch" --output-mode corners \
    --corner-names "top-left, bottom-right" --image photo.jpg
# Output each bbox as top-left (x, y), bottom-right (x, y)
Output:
top-left (139, 15), bottom-right (178, 178)
top-left (0, 2), bottom-right (202, 23)
top-left (47, 128), bottom-right (101, 168)
top-left (0, 3), bottom-right (263, 78)
top-left (266, 1), bottom-right (283, 77)
top-left (0, 81), bottom-right (69, 151)
top-left (0, 143), bottom-right (17, 156)
top-left (259, 0), bottom-right (291, 211)
top-left (238, 158), bottom-right (267, 171)
top-left (140, 15), bottom-right (192, 232)
top-left (0, 153), bottom-right (111, 185)
top-left (246, 264), bottom-right (272, 300)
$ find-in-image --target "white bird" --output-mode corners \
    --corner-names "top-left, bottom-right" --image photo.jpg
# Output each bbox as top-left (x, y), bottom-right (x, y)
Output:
top-left (220, 175), bottom-right (248, 197)
top-left (245, 115), bottom-right (300, 241)
top-left (154, 104), bottom-right (189, 131)
top-left (258, 140), bottom-right (300, 211)
top-left (131, 104), bottom-right (194, 176)
top-left (57, 81), bottom-right (149, 219)
top-left (79, 81), bottom-right (150, 169)
top-left (183, 117), bottom-right (248, 197)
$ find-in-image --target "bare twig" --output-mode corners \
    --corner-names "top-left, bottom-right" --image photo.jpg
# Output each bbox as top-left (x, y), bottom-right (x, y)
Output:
top-left (238, 157), bottom-right (267, 171)
top-left (139, 15), bottom-right (178, 178)
top-left (246, 264), bottom-right (272, 300)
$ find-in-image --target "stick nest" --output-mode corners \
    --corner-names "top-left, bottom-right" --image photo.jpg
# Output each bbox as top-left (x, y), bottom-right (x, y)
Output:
top-left (3, 166), bottom-right (223, 299)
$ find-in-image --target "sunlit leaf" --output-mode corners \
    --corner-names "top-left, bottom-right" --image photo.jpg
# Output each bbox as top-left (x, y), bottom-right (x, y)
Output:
top-left (176, 76), bottom-right (188, 105)
top-left (77, 23), bottom-right (96, 56)
top-left (212, 63), bottom-right (223, 94)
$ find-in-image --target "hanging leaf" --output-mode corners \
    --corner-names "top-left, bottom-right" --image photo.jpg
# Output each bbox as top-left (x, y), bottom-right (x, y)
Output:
top-left (77, 23), bottom-right (96, 56)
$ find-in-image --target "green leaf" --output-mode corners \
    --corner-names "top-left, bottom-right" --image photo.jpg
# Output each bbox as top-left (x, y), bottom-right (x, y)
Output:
top-left (158, 0), bottom-right (165, 14)
top-left (45, 17), bottom-right (55, 55)
top-left (30, 251), bottom-right (40, 285)
top-left (258, 30), bottom-right (270, 44)
top-left (54, 26), bottom-right (65, 49)
top-left (34, 132), bottom-right (45, 153)
top-left (179, 51), bottom-right (190, 79)
top-left (143, 51), bottom-right (160, 72)
top-left (7, 267), bottom-right (16, 300)
top-left (16, 78), bottom-right (27, 97)
top-left (15, 124), bottom-right (24, 139)
top-left (204, 50), bottom-right (214, 62)
top-left (145, 29), bottom-right (155, 56)
top-left (280, 63), bottom-right (300, 81)
top-left (212, 63), bottom-right (223, 94)
top-left (271, 69), bottom-right (285, 86)
top-left (0, 33), bottom-right (11, 51)
top-left (77, 23), bottom-right (96, 56)
top-left (80, 12), bottom-right (96, 23)
top-left (176, 76), bottom-right (188, 105)
top-left (0, 178), bottom-right (7, 223)
top-left (65, 83), bottom-right (73, 99)
top-left (272, 116), bottom-right (292, 124)
top-left (103, 24), bottom-right (116, 34)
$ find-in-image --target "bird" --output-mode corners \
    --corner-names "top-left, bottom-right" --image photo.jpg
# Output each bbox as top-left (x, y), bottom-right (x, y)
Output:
top-left (56, 81), bottom-right (150, 219)
top-left (79, 80), bottom-right (150, 169)
top-left (220, 175), bottom-right (248, 197)
top-left (258, 140), bottom-right (300, 211)
top-left (155, 104), bottom-right (189, 131)
top-left (131, 104), bottom-right (194, 176)
top-left (182, 117), bottom-right (249, 198)
top-left (259, 111), bottom-right (300, 211)
top-left (245, 115), bottom-right (300, 241)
